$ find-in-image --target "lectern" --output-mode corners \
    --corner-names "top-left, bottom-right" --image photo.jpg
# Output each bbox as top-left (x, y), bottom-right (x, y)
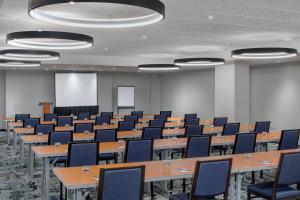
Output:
top-left (39, 102), bottom-right (53, 115)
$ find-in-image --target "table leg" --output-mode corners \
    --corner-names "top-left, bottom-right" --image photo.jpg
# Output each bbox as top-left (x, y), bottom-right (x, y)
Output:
top-left (20, 139), bottom-right (24, 166)
top-left (230, 175), bottom-right (236, 200)
top-left (28, 144), bottom-right (34, 178)
top-left (41, 157), bottom-right (50, 200)
top-left (236, 173), bottom-right (243, 200)
top-left (13, 130), bottom-right (17, 150)
top-left (6, 121), bottom-right (10, 144)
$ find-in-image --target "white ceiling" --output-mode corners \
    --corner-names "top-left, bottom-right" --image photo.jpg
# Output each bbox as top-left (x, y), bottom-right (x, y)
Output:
top-left (1, 0), bottom-right (300, 71)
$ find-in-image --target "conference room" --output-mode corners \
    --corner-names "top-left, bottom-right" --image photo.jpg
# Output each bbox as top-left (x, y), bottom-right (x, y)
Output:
top-left (1, 0), bottom-right (300, 200)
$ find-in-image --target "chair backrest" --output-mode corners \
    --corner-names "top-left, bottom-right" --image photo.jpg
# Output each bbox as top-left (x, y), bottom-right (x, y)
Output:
top-left (160, 111), bottom-right (172, 118)
top-left (184, 113), bottom-right (197, 119)
top-left (118, 121), bottom-right (135, 131)
top-left (222, 123), bottom-right (240, 136)
top-left (34, 124), bottom-right (54, 135)
top-left (184, 118), bottom-right (200, 126)
top-left (124, 115), bottom-right (138, 124)
top-left (233, 132), bottom-right (257, 154)
top-left (131, 111), bottom-right (143, 119)
top-left (67, 142), bottom-right (99, 167)
top-left (154, 114), bottom-right (168, 121)
top-left (254, 121), bottom-right (271, 133)
top-left (191, 159), bottom-right (232, 199)
top-left (44, 113), bottom-right (57, 122)
top-left (57, 117), bottom-right (73, 126)
top-left (15, 114), bottom-right (30, 122)
top-left (95, 116), bottom-right (111, 125)
top-left (278, 129), bottom-right (300, 150)
top-left (213, 117), bottom-right (228, 127)
top-left (78, 112), bottom-right (91, 120)
top-left (97, 166), bottom-right (145, 200)
top-left (149, 119), bottom-right (165, 128)
top-left (94, 129), bottom-right (117, 142)
top-left (23, 118), bottom-right (40, 128)
top-left (185, 136), bottom-right (211, 158)
top-left (100, 112), bottom-right (113, 119)
top-left (185, 125), bottom-right (204, 137)
top-left (74, 123), bottom-right (94, 133)
top-left (142, 127), bottom-right (162, 140)
top-left (48, 131), bottom-right (73, 145)
top-left (124, 139), bottom-right (153, 163)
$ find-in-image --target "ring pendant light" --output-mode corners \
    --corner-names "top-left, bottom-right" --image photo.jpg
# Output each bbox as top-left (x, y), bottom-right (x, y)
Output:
top-left (29, 0), bottom-right (165, 28)
top-left (232, 48), bottom-right (297, 59)
top-left (174, 58), bottom-right (225, 66)
top-left (138, 64), bottom-right (180, 71)
top-left (7, 31), bottom-right (93, 50)
top-left (0, 60), bottom-right (41, 67)
top-left (0, 49), bottom-right (60, 61)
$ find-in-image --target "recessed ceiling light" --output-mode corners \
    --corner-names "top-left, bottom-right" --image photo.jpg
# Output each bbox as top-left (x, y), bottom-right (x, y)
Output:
top-left (6, 31), bottom-right (93, 50)
top-left (28, 0), bottom-right (165, 28)
top-left (138, 64), bottom-right (180, 71)
top-left (232, 48), bottom-right (297, 59)
top-left (0, 60), bottom-right (41, 67)
top-left (0, 49), bottom-right (60, 61)
top-left (174, 58), bottom-right (225, 66)
top-left (208, 15), bottom-right (214, 20)
top-left (45, 68), bottom-right (49, 71)
top-left (142, 35), bottom-right (147, 39)
top-left (104, 47), bottom-right (108, 51)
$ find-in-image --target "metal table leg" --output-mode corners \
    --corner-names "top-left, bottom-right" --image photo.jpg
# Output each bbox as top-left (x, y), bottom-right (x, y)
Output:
top-left (230, 175), bottom-right (236, 200)
top-left (41, 157), bottom-right (50, 200)
top-left (236, 173), bottom-right (243, 200)
top-left (28, 144), bottom-right (34, 178)
top-left (20, 139), bottom-right (24, 166)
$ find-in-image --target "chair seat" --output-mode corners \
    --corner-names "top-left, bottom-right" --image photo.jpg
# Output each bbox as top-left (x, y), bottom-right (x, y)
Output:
top-left (248, 182), bottom-right (300, 199)
top-left (169, 193), bottom-right (216, 200)
top-left (99, 153), bottom-right (115, 160)
top-left (49, 156), bottom-right (67, 164)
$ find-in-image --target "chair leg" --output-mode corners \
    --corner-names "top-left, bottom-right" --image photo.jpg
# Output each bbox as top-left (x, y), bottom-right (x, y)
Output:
top-left (251, 171), bottom-right (255, 184)
top-left (150, 182), bottom-right (154, 199)
top-left (182, 179), bottom-right (186, 193)
top-left (247, 192), bottom-right (251, 200)
top-left (170, 180), bottom-right (173, 190)
top-left (60, 182), bottom-right (63, 200)
top-left (260, 170), bottom-right (263, 178)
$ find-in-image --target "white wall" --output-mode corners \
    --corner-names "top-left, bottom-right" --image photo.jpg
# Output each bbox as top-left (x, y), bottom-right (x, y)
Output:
top-left (0, 71), bottom-right (5, 129)
top-left (160, 69), bottom-right (215, 119)
top-left (250, 62), bottom-right (300, 129)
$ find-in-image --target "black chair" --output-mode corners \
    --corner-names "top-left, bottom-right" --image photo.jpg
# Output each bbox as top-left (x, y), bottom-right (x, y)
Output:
top-left (67, 142), bottom-right (99, 167)
top-left (213, 117), bottom-right (228, 127)
top-left (184, 118), bottom-right (199, 127)
top-left (95, 116), bottom-right (110, 125)
top-left (57, 117), bottom-right (73, 126)
top-left (154, 114), bottom-right (168, 121)
top-left (184, 113), bottom-right (197, 119)
top-left (222, 123), bottom-right (240, 136)
top-left (233, 132), bottom-right (257, 154)
top-left (100, 112), bottom-right (113, 119)
top-left (23, 118), bottom-right (40, 128)
top-left (142, 127), bottom-right (163, 140)
top-left (15, 114), bottom-right (30, 122)
top-left (34, 124), bottom-right (54, 135)
top-left (131, 111), bottom-right (143, 119)
top-left (97, 166), bottom-right (145, 200)
top-left (149, 119), bottom-right (165, 128)
top-left (118, 121), bottom-right (135, 131)
top-left (124, 115), bottom-right (138, 124)
top-left (247, 152), bottom-right (300, 200)
top-left (184, 125), bottom-right (204, 137)
top-left (278, 129), bottom-right (300, 150)
top-left (254, 121), bottom-right (271, 133)
top-left (74, 123), bottom-right (93, 133)
top-left (77, 112), bottom-right (91, 120)
top-left (44, 113), bottom-right (57, 122)
top-left (94, 129), bottom-right (118, 163)
top-left (169, 158), bottom-right (232, 200)
top-left (160, 111), bottom-right (172, 118)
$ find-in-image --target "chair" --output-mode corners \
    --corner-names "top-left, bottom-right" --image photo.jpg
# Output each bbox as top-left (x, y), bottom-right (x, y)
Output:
top-left (184, 125), bottom-right (204, 137)
top-left (213, 117), bottom-right (228, 127)
top-left (118, 121), bottom-right (135, 131)
top-left (15, 114), bottom-right (30, 122)
top-left (154, 114), bottom-right (168, 121)
top-left (78, 112), bottom-right (91, 120)
top-left (74, 123), bottom-right (93, 133)
top-left (23, 118), bottom-right (40, 128)
top-left (169, 158), bottom-right (232, 200)
top-left (247, 152), bottom-right (300, 200)
top-left (100, 112), bottom-right (113, 119)
top-left (94, 129), bottom-right (118, 163)
top-left (278, 129), bottom-right (300, 150)
top-left (233, 132), bottom-right (257, 154)
top-left (67, 142), bottom-right (99, 167)
top-left (34, 124), bottom-right (54, 135)
top-left (142, 127), bottom-right (162, 139)
top-left (254, 121), bottom-right (271, 133)
top-left (160, 111), bottom-right (172, 118)
top-left (124, 115), bottom-right (138, 124)
top-left (97, 166), bottom-right (145, 200)
top-left (44, 113), bottom-right (57, 122)
top-left (184, 118), bottom-right (200, 126)
top-left (185, 136), bottom-right (211, 158)
top-left (184, 113), bottom-right (197, 119)
top-left (48, 131), bottom-right (73, 145)
top-left (57, 117), bottom-right (73, 126)
top-left (222, 123), bottom-right (240, 136)
top-left (131, 111), bottom-right (143, 119)
top-left (149, 119), bottom-right (165, 128)
top-left (95, 116), bottom-right (111, 125)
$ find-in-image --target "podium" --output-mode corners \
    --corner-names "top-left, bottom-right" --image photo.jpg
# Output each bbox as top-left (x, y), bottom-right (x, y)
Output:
top-left (39, 102), bottom-right (53, 115)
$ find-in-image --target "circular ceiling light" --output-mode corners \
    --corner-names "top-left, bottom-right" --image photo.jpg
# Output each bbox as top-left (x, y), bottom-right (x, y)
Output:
top-left (0, 49), bottom-right (60, 61)
top-left (232, 48), bottom-right (297, 59)
top-left (7, 31), bottom-right (93, 50)
top-left (138, 64), bottom-right (180, 71)
top-left (0, 60), bottom-right (41, 67)
top-left (174, 58), bottom-right (225, 66)
top-left (29, 0), bottom-right (165, 28)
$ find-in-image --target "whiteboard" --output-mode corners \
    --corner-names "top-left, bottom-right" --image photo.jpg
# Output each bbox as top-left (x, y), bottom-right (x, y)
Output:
top-left (118, 86), bottom-right (135, 107)
top-left (55, 73), bottom-right (97, 107)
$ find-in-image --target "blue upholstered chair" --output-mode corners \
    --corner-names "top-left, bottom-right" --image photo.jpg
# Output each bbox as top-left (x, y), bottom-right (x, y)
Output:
top-left (77, 112), bottom-right (91, 120)
top-left (131, 111), bottom-right (143, 119)
top-left (44, 113), bottom-right (57, 122)
top-left (125, 139), bottom-right (153, 163)
top-left (67, 142), bottom-right (99, 167)
top-left (97, 166), bottom-right (145, 200)
top-left (254, 121), bottom-right (271, 133)
top-left (184, 118), bottom-right (200, 127)
top-left (118, 121), bottom-right (135, 131)
top-left (149, 119), bottom-right (165, 128)
top-left (278, 129), bottom-right (300, 150)
top-left (233, 132), bottom-right (257, 154)
top-left (184, 125), bottom-right (204, 137)
top-left (222, 123), bottom-right (240, 136)
top-left (34, 124), bottom-right (54, 135)
top-left (247, 152), bottom-right (300, 200)
top-left (48, 131), bottom-right (73, 145)
top-left (94, 129), bottom-right (117, 163)
top-left (184, 113), bottom-right (197, 119)
top-left (57, 117), bottom-right (73, 127)
top-left (169, 158), bottom-right (232, 200)
top-left (23, 118), bottom-right (40, 128)
top-left (160, 111), bottom-right (172, 118)
top-left (213, 117), bottom-right (228, 127)
top-left (95, 116), bottom-right (110, 125)
top-left (185, 136), bottom-right (211, 158)
top-left (124, 115), bottom-right (138, 124)
top-left (74, 123), bottom-right (93, 133)
top-left (15, 114), bottom-right (30, 122)
top-left (142, 127), bottom-right (162, 140)
top-left (154, 114), bottom-right (168, 121)
top-left (100, 112), bottom-right (113, 119)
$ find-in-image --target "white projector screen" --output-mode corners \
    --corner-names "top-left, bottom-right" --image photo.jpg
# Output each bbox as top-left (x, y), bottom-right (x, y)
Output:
top-left (118, 86), bottom-right (135, 107)
top-left (55, 73), bottom-right (97, 107)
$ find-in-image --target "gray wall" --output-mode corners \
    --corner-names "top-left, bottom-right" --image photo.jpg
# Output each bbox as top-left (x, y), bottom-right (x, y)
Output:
top-left (250, 62), bottom-right (300, 130)
top-left (0, 71), bottom-right (5, 128)
top-left (160, 69), bottom-right (215, 119)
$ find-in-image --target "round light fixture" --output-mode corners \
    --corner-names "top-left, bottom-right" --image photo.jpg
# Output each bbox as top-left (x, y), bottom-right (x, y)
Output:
top-left (7, 31), bottom-right (93, 50)
top-left (29, 0), bottom-right (165, 28)
top-left (174, 58), bottom-right (225, 66)
top-left (138, 64), bottom-right (180, 71)
top-left (232, 48), bottom-right (297, 59)
top-left (0, 49), bottom-right (60, 61)
top-left (0, 60), bottom-right (41, 67)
